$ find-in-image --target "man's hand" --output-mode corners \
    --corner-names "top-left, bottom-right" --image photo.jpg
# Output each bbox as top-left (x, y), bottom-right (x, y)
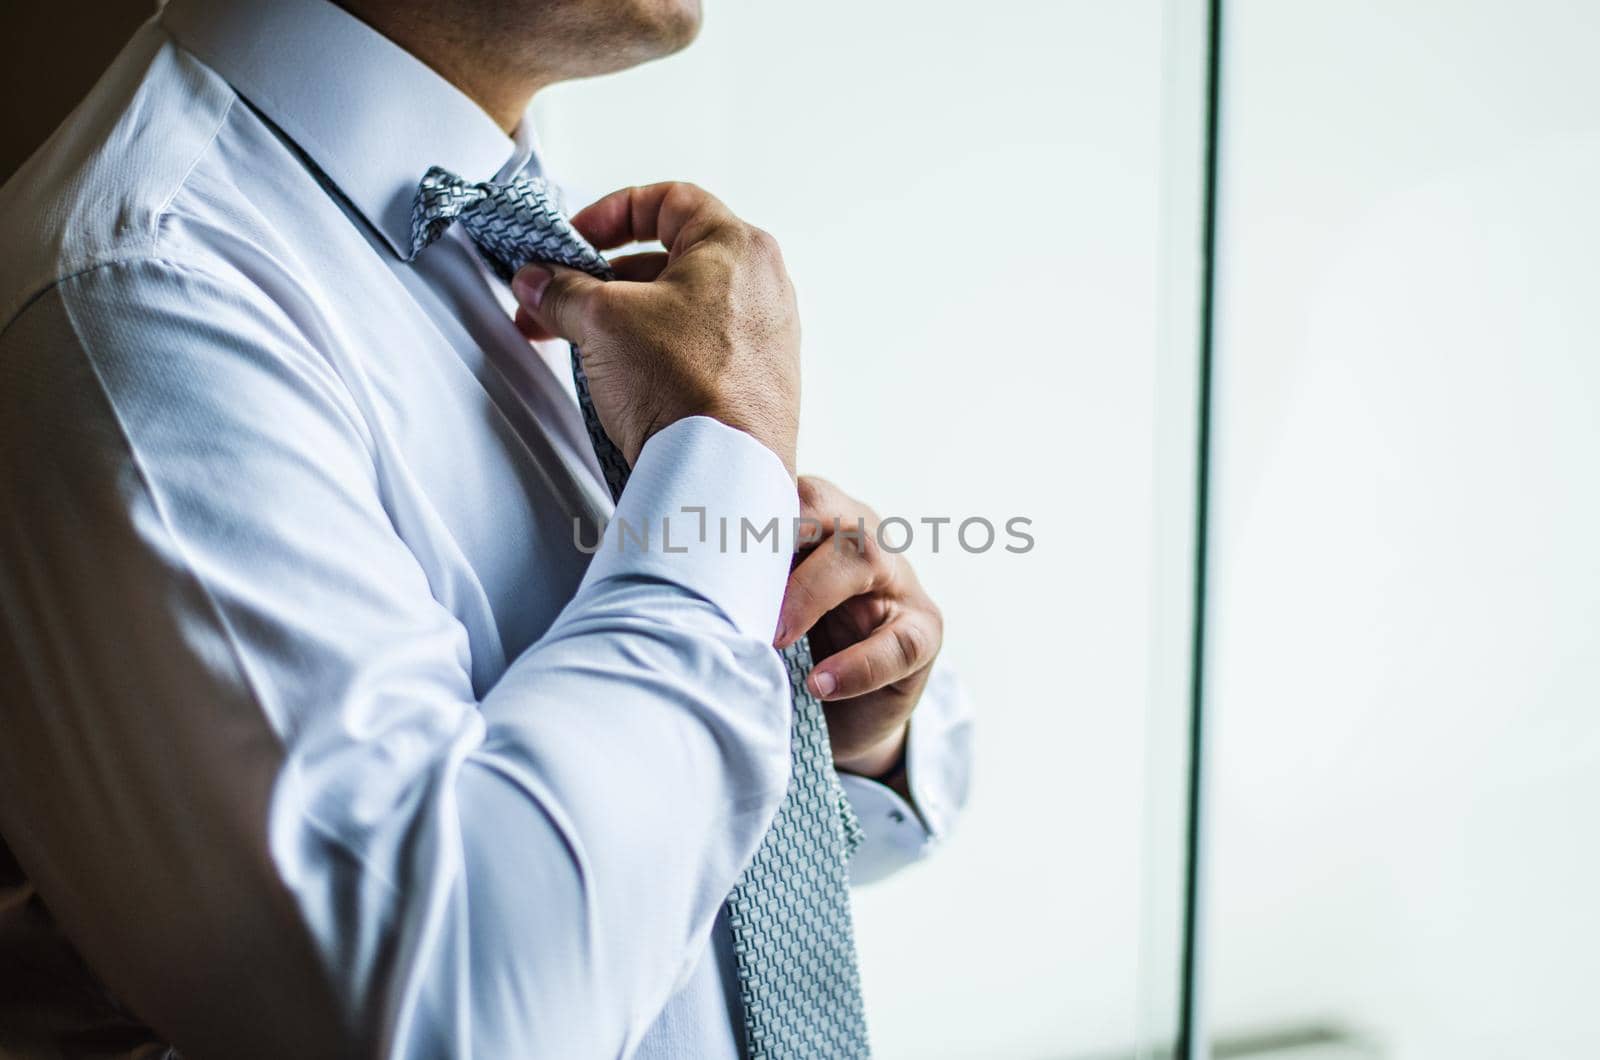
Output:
top-left (511, 182), bottom-right (801, 477)
top-left (776, 476), bottom-right (944, 780)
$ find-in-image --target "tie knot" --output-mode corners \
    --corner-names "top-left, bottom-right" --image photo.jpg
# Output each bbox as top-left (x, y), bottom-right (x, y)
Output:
top-left (409, 166), bottom-right (491, 259)
top-left (409, 165), bottom-right (611, 282)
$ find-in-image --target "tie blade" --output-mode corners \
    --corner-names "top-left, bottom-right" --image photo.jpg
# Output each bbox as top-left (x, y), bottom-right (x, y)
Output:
top-left (492, 177), bottom-right (615, 279)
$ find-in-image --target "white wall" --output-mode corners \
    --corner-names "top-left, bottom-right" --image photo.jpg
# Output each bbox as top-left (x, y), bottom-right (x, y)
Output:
top-left (1207, 2), bottom-right (1600, 1056)
top-left (535, 2), bottom-right (1175, 1055)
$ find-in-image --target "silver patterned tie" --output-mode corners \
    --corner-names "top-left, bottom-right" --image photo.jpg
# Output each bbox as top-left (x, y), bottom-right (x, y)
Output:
top-left (410, 167), bottom-right (871, 1059)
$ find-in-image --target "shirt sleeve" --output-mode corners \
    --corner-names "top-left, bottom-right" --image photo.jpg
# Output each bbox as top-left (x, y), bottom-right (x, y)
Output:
top-left (840, 659), bottom-right (976, 886)
top-left (0, 258), bottom-right (799, 1060)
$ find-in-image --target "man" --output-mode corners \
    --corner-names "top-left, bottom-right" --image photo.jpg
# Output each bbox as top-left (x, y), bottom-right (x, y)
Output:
top-left (0, 0), bottom-right (973, 1056)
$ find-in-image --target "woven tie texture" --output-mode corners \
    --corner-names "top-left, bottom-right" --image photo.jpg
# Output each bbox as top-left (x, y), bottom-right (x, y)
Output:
top-left (411, 166), bottom-right (871, 1059)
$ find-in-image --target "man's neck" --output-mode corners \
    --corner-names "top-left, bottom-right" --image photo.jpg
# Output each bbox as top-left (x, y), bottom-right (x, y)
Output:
top-left (336, 2), bottom-right (544, 133)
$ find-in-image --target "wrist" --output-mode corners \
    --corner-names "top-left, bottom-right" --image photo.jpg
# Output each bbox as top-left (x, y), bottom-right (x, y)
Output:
top-left (716, 403), bottom-right (796, 480)
top-left (644, 405), bottom-right (796, 480)
top-left (709, 411), bottom-right (797, 480)
top-left (834, 723), bottom-right (909, 783)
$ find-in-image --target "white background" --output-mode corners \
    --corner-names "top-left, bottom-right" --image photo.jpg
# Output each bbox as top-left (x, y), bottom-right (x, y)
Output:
top-left (1206, 1), bottom-right (1600, 1057)
top-left (539, 2), bottom-right (1176, 1056)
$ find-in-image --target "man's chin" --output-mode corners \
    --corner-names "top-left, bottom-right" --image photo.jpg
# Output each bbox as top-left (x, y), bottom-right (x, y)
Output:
top-left (641, 0), bottom-right (704, 58)
top-left (555, 0), bottom-right (703, 78)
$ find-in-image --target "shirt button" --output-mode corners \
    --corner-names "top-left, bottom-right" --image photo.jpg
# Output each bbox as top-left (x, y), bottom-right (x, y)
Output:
top-left (888, 810), bottom-right (906, 824)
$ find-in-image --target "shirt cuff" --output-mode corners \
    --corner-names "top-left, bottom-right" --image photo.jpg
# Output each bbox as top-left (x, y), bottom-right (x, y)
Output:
top-left (842, 660), bottom-right (974, 886)
top-left (578, 416), bottom-right (799, 639)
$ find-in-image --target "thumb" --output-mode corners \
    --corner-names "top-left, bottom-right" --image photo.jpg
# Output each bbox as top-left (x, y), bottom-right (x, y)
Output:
top-left (511, 263), bottom-right (606, 344)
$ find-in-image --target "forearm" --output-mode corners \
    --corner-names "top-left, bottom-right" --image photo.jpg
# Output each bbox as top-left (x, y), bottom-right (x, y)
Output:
top-left (314, 581), bottom-right (792, 1058)
top-left (266, 418), bottom-right (804, 1054)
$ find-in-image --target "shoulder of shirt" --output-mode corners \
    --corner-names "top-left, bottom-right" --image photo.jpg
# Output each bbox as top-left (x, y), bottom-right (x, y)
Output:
top-left (0, 18), bottom-right (260, 334)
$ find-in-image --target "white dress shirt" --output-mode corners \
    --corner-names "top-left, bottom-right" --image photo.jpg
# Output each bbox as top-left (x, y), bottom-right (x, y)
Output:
top-left (0, 0), bottom-right (973, 1057)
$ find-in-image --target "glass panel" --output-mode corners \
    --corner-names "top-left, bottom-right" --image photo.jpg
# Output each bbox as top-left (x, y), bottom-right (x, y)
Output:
top-left (537, 1), bottom-right (1212, 1055)
top-left (1140, 0), bottom-right (1220, 1056)
top-left (1207, 2), bottom-right (1600, 1056)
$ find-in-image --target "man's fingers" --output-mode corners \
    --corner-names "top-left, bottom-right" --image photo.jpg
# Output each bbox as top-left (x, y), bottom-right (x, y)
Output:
top-left (514, 305), bottom-right (552, 342)
top-left (796, 474), bottom-right (845, 525)
top-left (511, 263), bottom-right (606, 345)
top-left (570, 182), bottom-right (734, 255)
top-left (608, 251), bottom-right (670, 282)
top-left (808, 615), bottom-right (937, 701)
top-left (776, 541), bottom-right (877, 648)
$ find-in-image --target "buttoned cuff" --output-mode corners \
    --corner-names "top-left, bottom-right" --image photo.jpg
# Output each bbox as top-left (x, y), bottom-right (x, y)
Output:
top-left (842, 661), bottom-right (974, 886)
top-left (578, 416), bottom-right (799, 639)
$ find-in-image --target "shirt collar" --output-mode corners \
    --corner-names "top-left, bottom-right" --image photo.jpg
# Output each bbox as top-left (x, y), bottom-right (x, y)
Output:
top-left (162, 0), bottom-right (524, 259)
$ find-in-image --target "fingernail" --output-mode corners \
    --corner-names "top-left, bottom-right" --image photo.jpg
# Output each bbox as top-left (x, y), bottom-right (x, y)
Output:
top-left (512, 265), bottom-right (552, 308)
top-left (812, 670), bottom-right (837, 698)
top-left (774, 624), bottom-right (788, 646)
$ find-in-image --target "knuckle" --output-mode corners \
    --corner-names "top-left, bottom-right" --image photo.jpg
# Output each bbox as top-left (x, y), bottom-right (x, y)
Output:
top-left (890, 622), bottom-right (925, 671)
top-left (664, 181), bottom-right (706, 211)
top-left (796, 475), bottom-right (828, 516)
top-left (787, 573), bottom-right (820, 613)
top-left (856, 649), bottom-right (880, 692)
top-left (716, 227), bottom-right (758, 272)
top-left (745, 224), bottom-right (782, 259)
top-left (854, 527), bottom-right (881, 568)
top-left (556, 283), bottom-right (601, 333)
top-left (854, 561), bottom-right (877, 597)
top-left (926, 604), bottom-right (945, 649)
top-left (544, 272), bottom-right (579, 310)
